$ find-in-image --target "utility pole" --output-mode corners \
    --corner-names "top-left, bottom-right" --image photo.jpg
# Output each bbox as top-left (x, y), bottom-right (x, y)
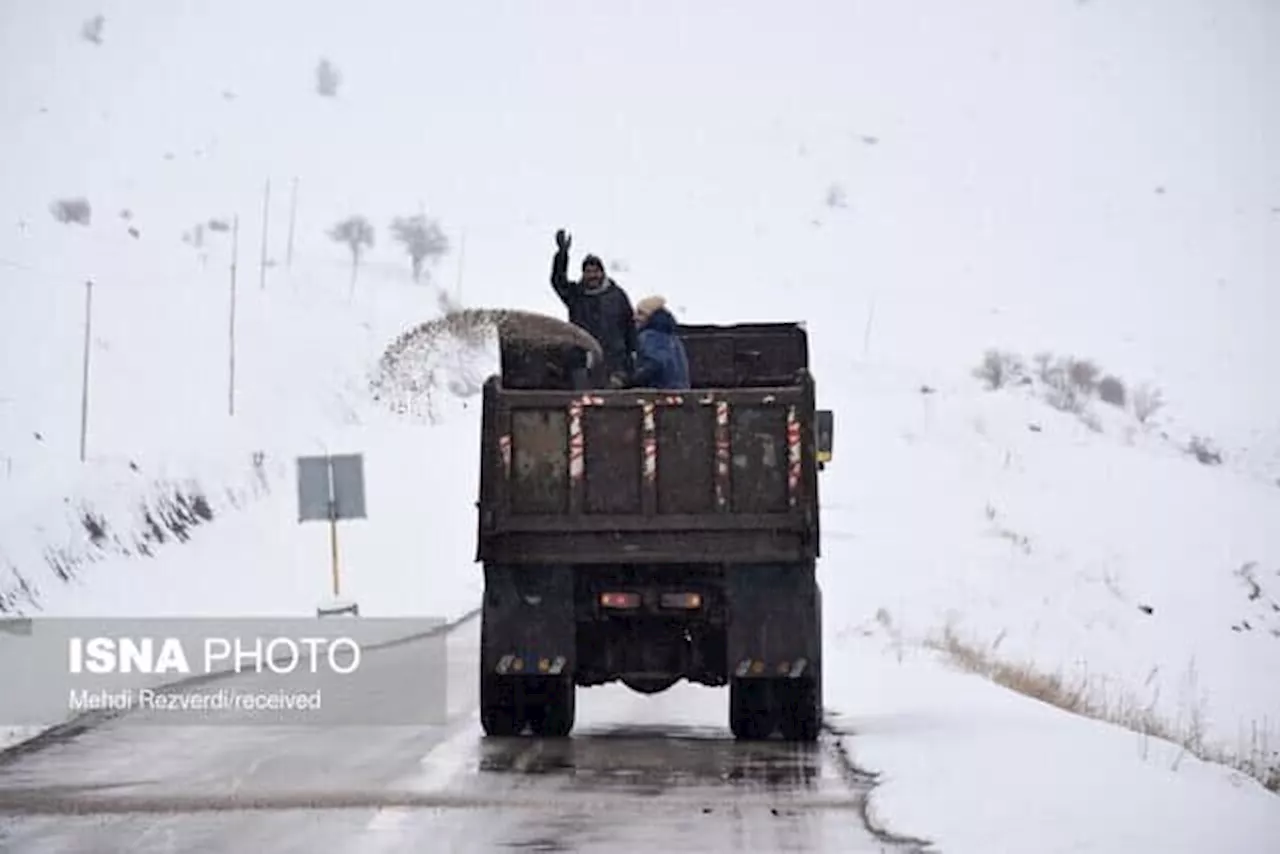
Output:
top-left (259, 178), bottom-right (271, 290)
top-left (286, 177), bottom-right (298, 270)
top-left (229, 215), bottom-right (239, 416)
top-left (455, 228), bottom-right (466, 304)
top-left (863, 296), bottom-right (876, 360)
top-left (79, 279), bottom-right (94, 462)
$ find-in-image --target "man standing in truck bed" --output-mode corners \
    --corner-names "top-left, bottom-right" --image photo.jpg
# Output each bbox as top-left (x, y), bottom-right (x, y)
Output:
top-left (550, 228), bottom-right (636, 387)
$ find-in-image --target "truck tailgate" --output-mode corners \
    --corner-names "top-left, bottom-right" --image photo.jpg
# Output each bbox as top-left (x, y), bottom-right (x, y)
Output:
top-left (477, 380), bottom-right (820, 564)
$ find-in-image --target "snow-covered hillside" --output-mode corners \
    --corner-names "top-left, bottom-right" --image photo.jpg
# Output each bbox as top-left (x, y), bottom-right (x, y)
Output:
top-left (826, 356), bottom-right (1280, 743)
top-left (2, 1), bottom-right (1278, 851)
top-left (817, 360), bottom-right (1280, 842)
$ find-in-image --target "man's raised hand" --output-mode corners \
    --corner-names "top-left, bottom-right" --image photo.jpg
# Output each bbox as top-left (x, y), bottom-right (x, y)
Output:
top-left (555, 229), bottom-right (572, 251)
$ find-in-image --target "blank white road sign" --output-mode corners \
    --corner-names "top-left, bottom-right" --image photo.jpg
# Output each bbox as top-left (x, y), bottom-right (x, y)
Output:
top-left (297, 454), bottom-right (366, 521)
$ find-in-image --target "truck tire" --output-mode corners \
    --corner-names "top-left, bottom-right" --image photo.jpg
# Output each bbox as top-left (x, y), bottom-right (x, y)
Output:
top-left (780, 585), bottom-right (822, 741)
top-left (480, 674), bottom-right (523, 736)
top-left (729, 678), bottom-right (776, 740)
top-left (778, 676), bottom-right (821, 742)
top-left (479, 611), bottom-right (522, 736)
top-left (528, 676), bottom-right (575, 738)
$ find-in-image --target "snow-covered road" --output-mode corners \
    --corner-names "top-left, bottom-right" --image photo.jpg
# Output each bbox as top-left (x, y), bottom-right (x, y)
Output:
top-left (0, 614), bottom-right (915, 854)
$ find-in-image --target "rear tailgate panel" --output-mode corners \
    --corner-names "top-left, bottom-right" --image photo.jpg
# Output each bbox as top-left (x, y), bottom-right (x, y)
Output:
top-left (478, 379), bottom-right (820, 564)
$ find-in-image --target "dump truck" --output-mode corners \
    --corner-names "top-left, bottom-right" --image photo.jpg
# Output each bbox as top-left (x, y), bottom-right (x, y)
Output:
top-left (475, 319), bottom-right (833, 740)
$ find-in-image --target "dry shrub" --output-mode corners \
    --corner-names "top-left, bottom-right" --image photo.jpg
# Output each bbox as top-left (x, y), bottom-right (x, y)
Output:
top-left (973, 349), bottom-right (1026, 390)
top-left (931, 626), bottom-right (1278, 793)
top-left (1132, 383), bottom-right (1165, 423)
top-left (1099, 375), bottom-right (1126, 407)
top-left (51, 197), bottom-right (91, 225)
top-left (1186, 435), bottom-right (1223, 466)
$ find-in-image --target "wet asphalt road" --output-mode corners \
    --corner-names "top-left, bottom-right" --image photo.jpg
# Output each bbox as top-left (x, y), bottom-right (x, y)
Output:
top-left (0, 615), bottom-right (919, 853)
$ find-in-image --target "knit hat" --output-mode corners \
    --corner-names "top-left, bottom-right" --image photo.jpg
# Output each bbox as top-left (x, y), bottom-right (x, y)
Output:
top-left (635, 295), bottom-right (666, 316)
top-left (581, 254), bottom-right (605, 272)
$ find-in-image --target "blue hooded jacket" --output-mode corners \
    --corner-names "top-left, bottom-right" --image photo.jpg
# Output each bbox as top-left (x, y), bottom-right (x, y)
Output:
top-left (631, 307), bottom-right (691, 389)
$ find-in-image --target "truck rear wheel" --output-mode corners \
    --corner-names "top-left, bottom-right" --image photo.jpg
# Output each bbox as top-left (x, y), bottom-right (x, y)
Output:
top-left (729, 678), bottom-right (777, 740)
top-left (527, 677), bottom-right (575, 737)
top-left (480, 674), bottom-right (523, 736)
top-left (778, 584), bottom-right (823, 741)
top-left (777, 677), bottom-right (821, 742)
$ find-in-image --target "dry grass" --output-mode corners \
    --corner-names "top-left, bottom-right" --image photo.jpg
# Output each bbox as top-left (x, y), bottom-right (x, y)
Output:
top-left (929, 626), bottom-right (1279, 794)
top-left (978, 348), bottom-right (1169, 430)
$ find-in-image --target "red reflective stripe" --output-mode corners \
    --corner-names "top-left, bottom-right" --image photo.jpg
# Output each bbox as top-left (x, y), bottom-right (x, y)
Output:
top-left (787, 405), bottom-right (801, 506)
top-left (714, 401), bottom-right (730, 509)
top-left (568, 402), bottom-right (584, 482)
top-left (499, 434), bottom-right (511, 478)
top-left (642, 401), bottom-right (657, 483)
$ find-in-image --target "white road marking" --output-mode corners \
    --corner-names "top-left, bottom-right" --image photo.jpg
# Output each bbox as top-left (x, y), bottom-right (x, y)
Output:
top-left (358, 711), bottom-right (483, 843)
top-left (408, 712), bottom-right (483, 793)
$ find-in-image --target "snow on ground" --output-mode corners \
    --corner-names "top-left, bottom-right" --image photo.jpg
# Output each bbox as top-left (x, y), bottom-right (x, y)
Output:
top-left (2, 0), bottom-right (1279, 850)
top-left (0, 258), bottom-right (489, 621)
top-left (824, 642), bottom-right (1280, 854)
top-left (817, 360), bottom-right (1280, 758)
top-left (815, 359), bottom-right (1280, 851)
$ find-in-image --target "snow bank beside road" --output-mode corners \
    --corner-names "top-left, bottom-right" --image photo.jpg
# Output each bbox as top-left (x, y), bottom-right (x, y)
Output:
top-left (826, 640), bottom-right (1280, 854)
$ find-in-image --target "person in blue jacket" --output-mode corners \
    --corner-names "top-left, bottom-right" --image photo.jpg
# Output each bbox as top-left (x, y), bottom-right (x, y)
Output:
top-left (629, 295), bottom-right (691, 389)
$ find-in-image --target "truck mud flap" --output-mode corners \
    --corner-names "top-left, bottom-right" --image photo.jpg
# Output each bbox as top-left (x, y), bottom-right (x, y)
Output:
top-left (725, 563), bottom-right (821, 681)
top-left (481, 564), bottom-right (576, 678)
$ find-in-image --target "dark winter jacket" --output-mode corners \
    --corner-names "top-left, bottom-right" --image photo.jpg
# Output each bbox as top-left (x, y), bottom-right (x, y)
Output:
top-left (631, 307), bottom-right (690, 390)
top-left (550, 249), bottom-right (636, 380)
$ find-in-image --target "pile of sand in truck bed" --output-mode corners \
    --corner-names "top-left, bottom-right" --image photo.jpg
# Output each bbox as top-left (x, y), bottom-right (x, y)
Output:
top-left (370, 307), bottom-right (602, 423)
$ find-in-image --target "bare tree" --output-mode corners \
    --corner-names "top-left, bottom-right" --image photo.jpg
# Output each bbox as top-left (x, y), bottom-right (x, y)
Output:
top-left (390, 213), bottom-right (450, 282)
top-left (328, 216), bottom-right (374, 292)
top-left (81, 15), bottom-right (105, 45)
top-left (51, 198), bottom-right (92, 226)
top-left (181, 222), bottom-right (208, 266)
top-left (973, 349), bottom-right (1025, 390)
top-left (1032, 353), bottom-right (1101, 413)
top-left (1098, 375), bottom-right (1126, 407)
top-left (1132, 383), bottom-right (1165, 424)
top-left (1067, 358), bottom-right (1101, 396)
top-left (316, 59), bottom-right (342, 97)
top-left (1038, 356), bottom-right (1080, 413)
top-left (183, 219), bottom-right (232, 267)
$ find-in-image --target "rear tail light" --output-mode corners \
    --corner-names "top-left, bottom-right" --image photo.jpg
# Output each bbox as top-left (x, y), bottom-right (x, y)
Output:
top-left (599, 592), bottom-right (641, 609)
top-left (659, 592), bottom-right (702, 609)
